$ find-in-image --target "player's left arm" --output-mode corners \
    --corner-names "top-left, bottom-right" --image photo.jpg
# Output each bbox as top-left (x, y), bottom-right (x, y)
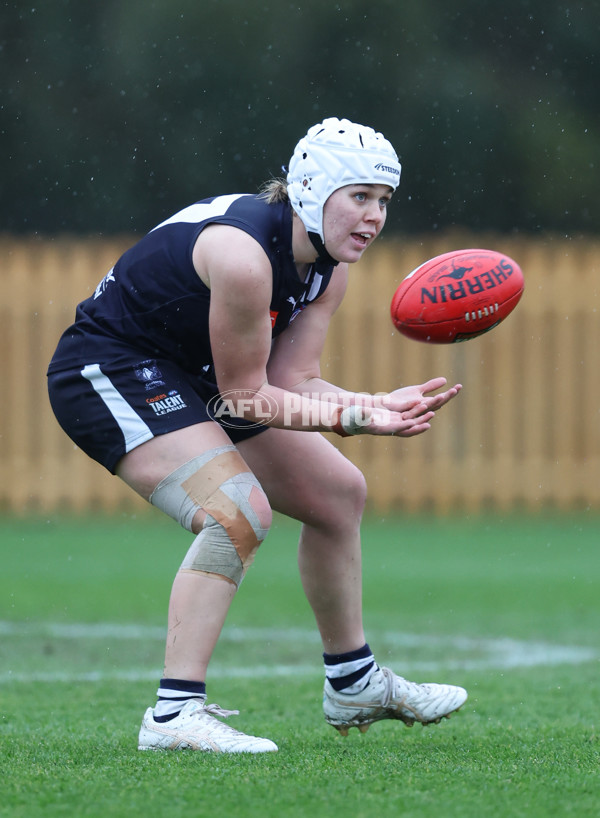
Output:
top-left (266, 262), bottom-right (349, 393)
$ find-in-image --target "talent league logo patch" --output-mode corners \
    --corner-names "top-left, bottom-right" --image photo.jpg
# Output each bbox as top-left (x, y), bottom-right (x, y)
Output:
top-left (147, 390), bottom-right (188, 416)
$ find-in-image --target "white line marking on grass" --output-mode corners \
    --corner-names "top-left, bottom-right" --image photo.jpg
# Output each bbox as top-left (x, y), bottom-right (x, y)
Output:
top-left (0, 665), bottom-right (321, 684)
top-left (0, 620), bottom-right (597, 684)
top-left (0, 621), bottom-right (168, 640)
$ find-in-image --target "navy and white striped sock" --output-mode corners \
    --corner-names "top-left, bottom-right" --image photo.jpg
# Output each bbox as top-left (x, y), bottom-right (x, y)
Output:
top-left (323, 643), bottom-right (378, 694)
top-left (153, 678), bottom-right (207, 723)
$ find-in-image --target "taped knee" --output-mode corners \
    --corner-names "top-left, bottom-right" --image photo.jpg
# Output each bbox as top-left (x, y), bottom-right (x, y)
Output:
top-left (180, 470), bottom-right (271, 587)
top-left (149, 446), bottom-right (271, 587)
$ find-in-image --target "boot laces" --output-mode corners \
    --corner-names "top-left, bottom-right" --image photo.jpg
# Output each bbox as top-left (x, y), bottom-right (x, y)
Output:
top-left (203, 702), bottom-right (240, 719)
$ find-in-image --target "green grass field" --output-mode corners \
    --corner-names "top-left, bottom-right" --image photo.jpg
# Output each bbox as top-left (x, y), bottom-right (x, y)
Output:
top-left (1, 510), bottom-right (599, 817)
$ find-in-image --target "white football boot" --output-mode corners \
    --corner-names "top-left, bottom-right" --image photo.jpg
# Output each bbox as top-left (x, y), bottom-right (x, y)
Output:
top-left (323, 666), bottom-right (467, 735)
top-left (138, 698), bottom-right (278, 753)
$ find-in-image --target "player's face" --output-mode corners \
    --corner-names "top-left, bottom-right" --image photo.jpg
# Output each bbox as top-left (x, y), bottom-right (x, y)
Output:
top-left (322, 184), bottom-right (392, 263)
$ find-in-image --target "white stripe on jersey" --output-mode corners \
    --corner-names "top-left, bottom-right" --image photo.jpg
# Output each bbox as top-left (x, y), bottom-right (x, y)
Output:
top-left (81, 364), bottom-right (154, 453)
top-left (149, 194), bottom-right (247, 232)
top-left (306, 271), bottom-right (323, 302)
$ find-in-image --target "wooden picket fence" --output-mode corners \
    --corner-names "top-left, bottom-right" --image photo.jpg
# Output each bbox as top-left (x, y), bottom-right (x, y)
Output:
top-left (1, 232), bottom-right (599, 514)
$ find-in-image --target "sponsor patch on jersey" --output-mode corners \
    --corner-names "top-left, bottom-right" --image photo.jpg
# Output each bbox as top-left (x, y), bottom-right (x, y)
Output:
top-left (290, 305), bottom-right (306, 322)
top-left (133, 359), bottom-right (166, 390)
top-left (93, 267), bottom-right (116, 300)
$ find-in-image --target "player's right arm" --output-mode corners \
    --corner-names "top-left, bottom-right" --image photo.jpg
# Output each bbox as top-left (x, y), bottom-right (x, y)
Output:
top-left (193, 224), bottom-right (343, 432)
top-left (192, 225), bottom-right (433, 437)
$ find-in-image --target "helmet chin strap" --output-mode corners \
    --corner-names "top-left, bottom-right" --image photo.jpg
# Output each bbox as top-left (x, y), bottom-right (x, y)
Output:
top-left (307, 231), bottom-right (339, 267)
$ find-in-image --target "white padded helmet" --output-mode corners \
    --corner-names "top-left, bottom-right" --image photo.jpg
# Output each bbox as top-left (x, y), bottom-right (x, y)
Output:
top-left (287, 117), bottom-right (401, 255)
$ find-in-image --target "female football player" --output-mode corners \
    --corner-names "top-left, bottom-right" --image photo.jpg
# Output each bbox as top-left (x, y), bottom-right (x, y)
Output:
top-left (48, 117), bottom-right (467, 752)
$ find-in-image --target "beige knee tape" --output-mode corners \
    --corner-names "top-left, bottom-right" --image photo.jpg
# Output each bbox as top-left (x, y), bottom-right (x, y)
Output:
top-left (149, 446), bottom-right (240, 532)
top-left (150, 445), bottom-right (270, 587)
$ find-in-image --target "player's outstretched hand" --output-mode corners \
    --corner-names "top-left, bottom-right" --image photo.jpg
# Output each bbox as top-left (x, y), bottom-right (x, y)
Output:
top-left (383, 378), bottom-right (462, 417)
top-left (336, 378), bottom-right (462, 438)
top-left (336, 405), bottom-right (435, 438)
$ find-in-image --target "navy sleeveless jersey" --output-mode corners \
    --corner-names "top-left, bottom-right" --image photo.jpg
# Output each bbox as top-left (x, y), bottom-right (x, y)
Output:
top-left (48, 194), bottom-right (335, 376)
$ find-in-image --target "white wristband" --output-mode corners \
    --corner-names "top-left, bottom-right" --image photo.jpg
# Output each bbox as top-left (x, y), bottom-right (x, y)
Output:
top-left (338, 405), bottom-right (371, 435)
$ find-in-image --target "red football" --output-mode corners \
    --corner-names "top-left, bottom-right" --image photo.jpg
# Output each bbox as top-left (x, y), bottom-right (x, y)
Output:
top-left (390, 248), bottom-right (524, 343)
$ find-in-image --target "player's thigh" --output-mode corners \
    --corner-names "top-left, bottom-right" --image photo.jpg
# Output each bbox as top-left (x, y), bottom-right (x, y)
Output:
top-left (115, 420), bottom-right (235, 499)
top-left (236, 428), bottom-right (367, 531)
top-left (117, 422), bottom-right (274, 537)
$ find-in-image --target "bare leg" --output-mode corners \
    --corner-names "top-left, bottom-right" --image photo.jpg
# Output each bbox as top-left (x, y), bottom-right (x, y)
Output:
top-left (238, 428), bottom-right (368, 654)
top-left (165, 571), bottom-right (236, 680)
top-left (116, 422), bottom-right (261, 681)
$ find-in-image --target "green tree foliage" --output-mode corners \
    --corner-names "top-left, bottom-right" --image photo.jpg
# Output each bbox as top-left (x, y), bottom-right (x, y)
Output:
top-left (1, 0), bottom-right (597, 235)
